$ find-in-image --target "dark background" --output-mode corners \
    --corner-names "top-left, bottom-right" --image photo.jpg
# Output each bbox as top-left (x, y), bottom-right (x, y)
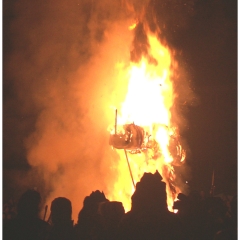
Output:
top-left (3, 0), bottom-right (237, 201)
top-left (176, 0), bottom-right (237, 194)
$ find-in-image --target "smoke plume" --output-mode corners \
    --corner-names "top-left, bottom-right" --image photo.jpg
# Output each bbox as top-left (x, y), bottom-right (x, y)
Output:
top-left (4, 0), bottom-right (196, 221)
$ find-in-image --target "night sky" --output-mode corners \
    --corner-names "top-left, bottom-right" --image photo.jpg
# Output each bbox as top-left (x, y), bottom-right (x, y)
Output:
top-left (3, 0), bottom-right (237, 208)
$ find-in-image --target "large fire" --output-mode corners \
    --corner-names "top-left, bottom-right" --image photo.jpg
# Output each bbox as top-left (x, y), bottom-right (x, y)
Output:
top-left (108, 27), bottom-right (185, 212)
top-left (13, 0), bottom-right (195, 223)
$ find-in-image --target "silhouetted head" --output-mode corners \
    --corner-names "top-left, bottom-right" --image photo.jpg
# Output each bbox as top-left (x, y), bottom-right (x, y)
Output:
top-left (89, 190), bottom-right (108, 204)
top-left (17, 189), bottom-right (41, 219)
top-left (77, 190), bottom-right (109, 224)
top-left (82, 190), bottom-right (108, 210)
top-left (50, 197), bottom-right (72, 225)
top-left (189, 190), bottom-right (201, 202)
top-left (131, 171), bottom-right (167, 212)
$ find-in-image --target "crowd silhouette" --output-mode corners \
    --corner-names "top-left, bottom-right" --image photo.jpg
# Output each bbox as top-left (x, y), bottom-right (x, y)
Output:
top-left (3, 171), bottom-right (237, 240)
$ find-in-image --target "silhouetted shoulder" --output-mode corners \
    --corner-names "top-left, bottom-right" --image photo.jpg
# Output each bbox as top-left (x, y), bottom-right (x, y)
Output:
top-left (4, 217), bottom-right (50, 240)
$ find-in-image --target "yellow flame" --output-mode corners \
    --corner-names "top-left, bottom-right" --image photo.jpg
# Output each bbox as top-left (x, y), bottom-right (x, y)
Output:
top-left (128, 23), bottom-right (137, 30)
top-left (108, 32), bottom-right (184, 212)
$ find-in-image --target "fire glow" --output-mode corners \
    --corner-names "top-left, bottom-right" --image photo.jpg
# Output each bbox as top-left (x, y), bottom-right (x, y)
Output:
top-left (108, 30), bottom-right (185, 212)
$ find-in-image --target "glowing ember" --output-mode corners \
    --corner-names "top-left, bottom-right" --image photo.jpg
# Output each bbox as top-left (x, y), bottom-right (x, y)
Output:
top-left (108, 29), bottom-right (185, 212)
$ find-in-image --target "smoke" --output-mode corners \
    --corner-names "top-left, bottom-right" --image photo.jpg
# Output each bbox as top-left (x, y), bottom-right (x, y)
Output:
top-left (4, 0), bottom-right (197, 220)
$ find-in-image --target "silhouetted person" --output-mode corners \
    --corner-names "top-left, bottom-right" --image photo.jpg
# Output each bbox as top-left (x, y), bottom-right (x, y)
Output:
top-left (46, 197), bottom-right (76, 240)
top-left (119, 171), bottom-right (186, 240)
top-left (214, 195), bottom-right (237, 240)
top-left (3, 189), bottom-right (49, 240)
top-left (74, 190), bottom-right (109, 240)
top-left (98, 201), bottom-right (125, 240)
top-left (174, 190), bottom-right (207, 239)
top-left (174, 189), bottom-right (235, 240)
top-left (199, 196), bottom-right (229, 240)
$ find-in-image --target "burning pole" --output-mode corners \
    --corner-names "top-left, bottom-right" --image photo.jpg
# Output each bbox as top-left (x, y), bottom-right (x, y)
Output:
top-left (210, 169), bottom-right (215, 197)
top-left (124, 149), bottom-right (136, 189)
top-left (110, 109), bottom-right (136, 189)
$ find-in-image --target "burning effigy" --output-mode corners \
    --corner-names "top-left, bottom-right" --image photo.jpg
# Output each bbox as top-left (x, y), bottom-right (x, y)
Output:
top-left (109, 122), bottom-right (145, 153)
top-left (108, 22), bottom-right (187, 212)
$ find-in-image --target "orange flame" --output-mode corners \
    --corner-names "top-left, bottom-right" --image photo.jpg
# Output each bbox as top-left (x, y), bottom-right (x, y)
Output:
top-left (108, 30), bottom-right (185, 212)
